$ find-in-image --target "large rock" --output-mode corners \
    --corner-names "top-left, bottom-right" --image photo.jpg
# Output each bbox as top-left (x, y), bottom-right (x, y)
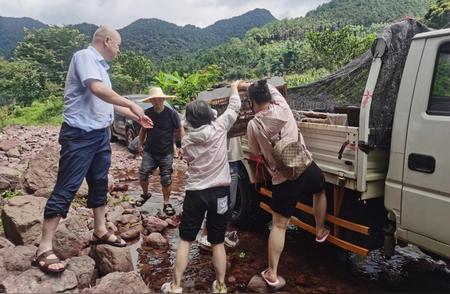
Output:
top-left (106, 206), bottom-right (125, 224)
top-left (247, 274), bottom-right (286, 293)
top-left (53, 216), bottom-right (91, 260)
top-left (142, 233), bottom-right (168, 250)
top-left (81, 271), bottom-right (150, 294)
top-left (143, 216), bottom-right (168, 233)
top-left (0, 245), bottom-right (36, 273)
top-left (89, 245), bottom-right (133, 275)
top-left (6, 148), bottom-right (20, 158)
top-left (66, 256), bottom-right (96, 290)
top-left (0, 237), bottom-right (15, 250)
top-left (0, 167), bottom-right (22, 191)
top-left (120, 224), bottom-right (143, 240)
top-left (0, 245), bottom-right (36, 284)
top-left (0, 138), bottom-right (20, 152)
top-left (23, 144), bottom-right (59, 197)
top-left (0, 177), bottom-right (10, 190)
top-left (117, 214), bottom-right (140, 226)
top-left (1, 195), bottom-right (47, 245)
top-left (0, 268), bottom-right (78, 293)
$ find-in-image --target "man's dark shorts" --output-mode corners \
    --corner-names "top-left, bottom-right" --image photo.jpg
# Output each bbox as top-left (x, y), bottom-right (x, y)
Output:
top-left (139, 152), bottom-right (173, 187)
top-left (179, 186), bottom-right (231, 244)
top-left (271, 161), bottom-right (325, 218)
top-left (44, 123), bottom-right (111, 219)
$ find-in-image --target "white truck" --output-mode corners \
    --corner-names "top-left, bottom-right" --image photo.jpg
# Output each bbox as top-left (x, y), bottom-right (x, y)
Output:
top-left (200, 25), bottom-right (450, 261)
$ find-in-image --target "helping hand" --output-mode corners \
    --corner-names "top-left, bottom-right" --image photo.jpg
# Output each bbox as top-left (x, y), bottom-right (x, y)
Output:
top-left (139, 115), bottom-right (153, 129)
top-left (231, 80), bottom-right (242, 88)
top-left (130, 103), bottom-right (145, 120)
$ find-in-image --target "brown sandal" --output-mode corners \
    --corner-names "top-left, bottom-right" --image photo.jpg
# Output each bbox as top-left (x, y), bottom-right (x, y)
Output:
top-left (90, 231), bottom-right (126, 247)
top-left (31, 249), bottom-right (65, 274)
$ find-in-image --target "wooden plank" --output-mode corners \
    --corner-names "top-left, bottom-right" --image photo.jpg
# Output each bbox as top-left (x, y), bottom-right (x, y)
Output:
top-left (259, 187), bottom-right (369, 236)
top-left (260, 202), bottom-right (369, 256)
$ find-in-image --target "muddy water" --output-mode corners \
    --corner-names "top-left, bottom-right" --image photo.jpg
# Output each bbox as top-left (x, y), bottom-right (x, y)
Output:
top-left (110, 143), bottom-right (450, 293)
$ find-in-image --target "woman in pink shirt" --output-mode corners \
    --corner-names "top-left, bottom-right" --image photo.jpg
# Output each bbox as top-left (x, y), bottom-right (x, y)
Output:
top-left (245, 80), bottom-right (329, 290)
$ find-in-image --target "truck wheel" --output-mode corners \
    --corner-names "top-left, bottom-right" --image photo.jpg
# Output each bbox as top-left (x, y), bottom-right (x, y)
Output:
top-left (125, 127), bottom-right (135, 146)
top-left (109, 127), bottom-right (118, 142)
top-left (231, 163), bottom-right (271, 230)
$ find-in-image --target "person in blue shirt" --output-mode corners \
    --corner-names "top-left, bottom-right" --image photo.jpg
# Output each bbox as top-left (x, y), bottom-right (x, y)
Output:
top-left (32, 26), bottom-right (153, 274)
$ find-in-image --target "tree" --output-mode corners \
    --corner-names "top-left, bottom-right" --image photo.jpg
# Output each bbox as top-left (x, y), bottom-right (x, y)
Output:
top-left (153, 65), bottom-right (222, 108)
top-left (13, 26), bottom-right (88, 87)
top-left (0, 59), bottom-right (48, 105)
top-left (425, 0), bottom-right (450, 29)
top-left (110, 50), bottom-right (155, 94)
top-left (306, 25), bottom-right (375, 71)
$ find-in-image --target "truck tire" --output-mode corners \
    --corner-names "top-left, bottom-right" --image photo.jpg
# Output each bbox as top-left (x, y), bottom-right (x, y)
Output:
top-left (109, 127), bottom-right (118, 142)
top-left (231, 163), bottom-right (271, 230)
top-left (125, 127), bottom-right (136, 146)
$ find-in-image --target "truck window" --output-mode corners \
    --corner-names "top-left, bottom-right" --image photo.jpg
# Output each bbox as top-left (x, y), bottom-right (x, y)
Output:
top-left (427, 42), bottom-right (450, 116)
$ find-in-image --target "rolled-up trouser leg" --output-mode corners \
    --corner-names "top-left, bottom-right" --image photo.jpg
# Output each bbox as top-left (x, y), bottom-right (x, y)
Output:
top-left (86, 128), bottom-right (111, 208)
top-left (44, 124), bottom-right (102, 219)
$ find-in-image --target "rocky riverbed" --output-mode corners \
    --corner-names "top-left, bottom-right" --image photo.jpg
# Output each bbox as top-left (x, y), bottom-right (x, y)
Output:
top-left (0, 125), bottom-right (449, 293)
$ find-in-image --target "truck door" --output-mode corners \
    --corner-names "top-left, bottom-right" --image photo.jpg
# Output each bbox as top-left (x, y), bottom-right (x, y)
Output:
top-left (402, 37), bottom-right (450, 252)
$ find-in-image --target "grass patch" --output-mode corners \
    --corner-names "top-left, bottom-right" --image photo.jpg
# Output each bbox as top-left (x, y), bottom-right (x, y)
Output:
top-left (0, 95), bottom-right (63, 128)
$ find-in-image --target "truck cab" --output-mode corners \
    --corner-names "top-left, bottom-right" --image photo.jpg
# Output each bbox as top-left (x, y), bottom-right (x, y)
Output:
top-left (385, 28), bottom-right (450, 259)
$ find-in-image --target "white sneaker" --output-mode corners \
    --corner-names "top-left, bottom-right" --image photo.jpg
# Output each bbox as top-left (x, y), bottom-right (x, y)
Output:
top-left (212, 280), bottom-right (227, 293)
top-left (224, 231), bottom-right (239, 248)
top-left (198, 235), bottom-right (212, 251)
top-left (161, 282), bottom-right (183, 293)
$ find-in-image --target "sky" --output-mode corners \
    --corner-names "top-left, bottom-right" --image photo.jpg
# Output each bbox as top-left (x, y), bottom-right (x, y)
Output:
top-left (0, 0), bottom-right (331, 29)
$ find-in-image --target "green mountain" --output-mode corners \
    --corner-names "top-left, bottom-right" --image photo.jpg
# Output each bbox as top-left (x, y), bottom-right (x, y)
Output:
top-left (67, 23), bottom-right (98, 38)
top-left (0, 16), bottom-right (47, 58)
top-left (307, 0), bottom-right (435, 26)
top-left (119, 8), bottom-right (276, 59)
top-left (245, 0), bottom-right (434, 45)
top-left (0, 8), bottom-right (275, 60)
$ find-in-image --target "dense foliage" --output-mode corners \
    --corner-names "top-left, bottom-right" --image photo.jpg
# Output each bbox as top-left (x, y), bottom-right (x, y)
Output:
top-left (0, 16), bottom-right (47, 58)
top-left (425, 0), bottom-right (450, 28)
top-left (0, 0), bottom-right (442, 126)
top-left (13, 27), bottom-right (89, 86)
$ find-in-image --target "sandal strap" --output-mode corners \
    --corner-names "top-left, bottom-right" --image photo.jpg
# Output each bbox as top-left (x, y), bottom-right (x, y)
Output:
top-left (141, 193), bottom-right (151, 200)
top-left (36, 250), bottom-right (63, 265)
top-left (94, 231), bottom-right (124, 244)
top-left (93, 231), bottom-right (113, 241)
top-left (42, 258), bottom-right (63, 265)
top-left (36, 249), bottom-right (56, 261)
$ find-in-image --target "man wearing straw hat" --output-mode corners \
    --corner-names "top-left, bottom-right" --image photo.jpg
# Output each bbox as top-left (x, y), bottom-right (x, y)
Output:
top-left (135, 87), bottom-right (184, 216)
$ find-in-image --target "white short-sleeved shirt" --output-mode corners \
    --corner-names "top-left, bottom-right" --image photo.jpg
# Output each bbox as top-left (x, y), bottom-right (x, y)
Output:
top-left (63, 46), bottom-right (114, 132)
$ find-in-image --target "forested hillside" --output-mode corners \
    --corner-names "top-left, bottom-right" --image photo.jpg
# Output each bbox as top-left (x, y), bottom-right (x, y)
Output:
top-left (0, 9), bottom-right (275, 60)
top-left (0, 17), bottom-right (47, 57)
top-left (0, 0), bottom-right (447, 126)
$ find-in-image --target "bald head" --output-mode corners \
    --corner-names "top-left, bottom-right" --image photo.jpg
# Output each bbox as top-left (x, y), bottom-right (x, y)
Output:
top-left (91, 26), bottom-right (121, 62)
top-left (92, 26), bottom-right (120, 44)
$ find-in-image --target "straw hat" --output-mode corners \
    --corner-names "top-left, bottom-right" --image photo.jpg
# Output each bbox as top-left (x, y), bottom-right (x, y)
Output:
top-left (139, 87), bottom-right (175, 103)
